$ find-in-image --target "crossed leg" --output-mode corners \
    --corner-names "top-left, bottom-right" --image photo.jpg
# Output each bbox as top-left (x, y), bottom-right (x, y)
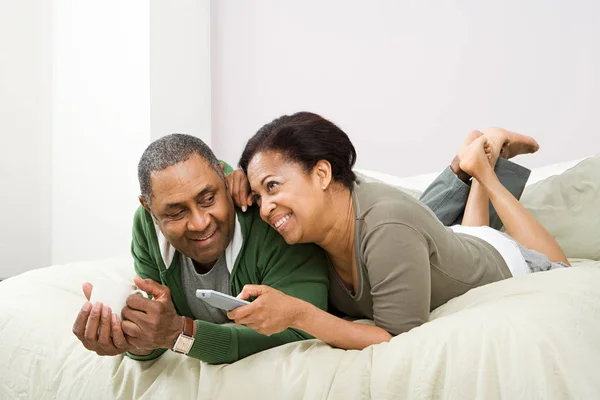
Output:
top-left (459, 134), bottom-right (570, 265)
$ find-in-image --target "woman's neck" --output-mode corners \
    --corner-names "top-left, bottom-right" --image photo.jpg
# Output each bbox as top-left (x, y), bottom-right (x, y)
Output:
top-left (315, 187), bottom-right (356, 275)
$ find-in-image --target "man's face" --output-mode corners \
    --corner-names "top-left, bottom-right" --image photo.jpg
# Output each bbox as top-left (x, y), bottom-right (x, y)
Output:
top-left (143, 154), bottom-right (235, 270)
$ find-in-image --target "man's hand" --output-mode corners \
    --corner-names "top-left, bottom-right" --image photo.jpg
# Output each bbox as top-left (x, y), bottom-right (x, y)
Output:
top-left (120, 276), bottom-right (184, 350)
top-left (72, 283), bottom-right (138, 356)
top-left (224, 169), bottom-right (253, 212)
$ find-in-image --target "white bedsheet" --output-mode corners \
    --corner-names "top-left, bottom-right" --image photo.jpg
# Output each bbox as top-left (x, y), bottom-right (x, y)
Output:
top-left (1, 258), bottom-right (599, 399)
top-left (2, 155), bottom-right (599, 399)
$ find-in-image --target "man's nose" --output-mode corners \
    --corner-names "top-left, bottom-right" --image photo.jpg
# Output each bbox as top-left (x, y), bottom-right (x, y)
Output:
top-left (187, 209), bottom-right (211, 232)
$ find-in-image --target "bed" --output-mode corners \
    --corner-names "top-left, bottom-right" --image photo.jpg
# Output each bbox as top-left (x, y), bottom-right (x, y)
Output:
top-left (1, 155), bottom-right (599, 399)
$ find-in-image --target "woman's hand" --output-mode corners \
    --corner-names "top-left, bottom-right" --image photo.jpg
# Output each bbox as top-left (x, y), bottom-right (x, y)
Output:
top-left (225, 169), bottom-right (254, 211)
top-left (227, 285), bottom-right (308, 336)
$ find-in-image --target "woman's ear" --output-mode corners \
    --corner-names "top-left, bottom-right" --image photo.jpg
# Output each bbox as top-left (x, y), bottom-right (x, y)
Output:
top-left (314, 160), bottom-right (333, 190)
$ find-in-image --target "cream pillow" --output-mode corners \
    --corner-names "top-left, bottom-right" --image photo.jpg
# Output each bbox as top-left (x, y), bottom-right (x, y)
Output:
top-left (354, 171), bottom-right (422, 199)
top-left (520, 154), bottom-right (600, 261)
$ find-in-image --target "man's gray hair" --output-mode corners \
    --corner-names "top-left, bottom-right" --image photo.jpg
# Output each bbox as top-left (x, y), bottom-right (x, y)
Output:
top-left (138, 133), bottom-right (224, 205)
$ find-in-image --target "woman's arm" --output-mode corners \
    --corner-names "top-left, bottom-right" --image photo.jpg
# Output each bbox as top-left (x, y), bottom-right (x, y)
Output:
top-left (295, 301), bottom-right (392, 350)
top-left (228, 285), bottom-right (392, 350)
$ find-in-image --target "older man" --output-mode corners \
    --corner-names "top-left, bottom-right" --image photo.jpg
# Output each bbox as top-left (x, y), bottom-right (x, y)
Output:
top-left (72, 134), bottom-right (329, 364)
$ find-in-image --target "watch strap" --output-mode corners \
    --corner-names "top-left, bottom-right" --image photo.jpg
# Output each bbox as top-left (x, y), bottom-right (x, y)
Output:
top-left (172, 316), bottom-right (195, 354)
top-left (182, 316), bottom-right (194, 337)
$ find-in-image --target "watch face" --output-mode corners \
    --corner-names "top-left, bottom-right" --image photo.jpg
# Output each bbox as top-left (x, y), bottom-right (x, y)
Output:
top-left (173, 335), bottom-right (194, 354)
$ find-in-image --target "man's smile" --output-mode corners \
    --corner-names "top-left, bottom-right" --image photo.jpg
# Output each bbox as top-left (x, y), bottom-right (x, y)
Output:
top-left (188, 229), bottom-right (218, 246)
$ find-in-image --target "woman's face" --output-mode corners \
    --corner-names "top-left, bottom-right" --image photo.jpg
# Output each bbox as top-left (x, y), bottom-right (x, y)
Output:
top-left (247, 151), bottom-right (326, 245)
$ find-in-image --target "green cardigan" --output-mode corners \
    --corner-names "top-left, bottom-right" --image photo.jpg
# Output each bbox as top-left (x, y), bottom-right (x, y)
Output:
top-left (125, 204), bottom-right (329, 364)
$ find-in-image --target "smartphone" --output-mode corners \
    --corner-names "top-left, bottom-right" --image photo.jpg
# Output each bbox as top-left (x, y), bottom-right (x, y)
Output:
top-left (195, 289), bottom-right (250, 311)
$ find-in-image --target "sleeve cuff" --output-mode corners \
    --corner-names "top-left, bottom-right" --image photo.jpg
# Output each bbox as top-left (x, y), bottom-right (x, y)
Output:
top-left (125, 348), bottom-right (168, 361)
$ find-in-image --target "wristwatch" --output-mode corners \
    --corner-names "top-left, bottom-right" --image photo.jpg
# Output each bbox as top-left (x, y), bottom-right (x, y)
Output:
top-left (172, 316), bottom-right (195, 354)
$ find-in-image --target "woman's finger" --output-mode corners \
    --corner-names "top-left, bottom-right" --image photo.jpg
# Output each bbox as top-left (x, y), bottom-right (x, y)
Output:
top-left (228, 301), bottom-right (257, 321)
top-left (239, 174), bottom-right (251, 207)
top-left (234, 175), bottom-right (246, 211)
top-left (225, 173), bottom-right (236, 199)
top-left (238, 284), bottom-right (268, 300)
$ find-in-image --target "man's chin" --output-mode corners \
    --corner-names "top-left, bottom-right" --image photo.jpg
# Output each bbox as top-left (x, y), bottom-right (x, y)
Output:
top-left (188, 245), bottom-right (227, 266)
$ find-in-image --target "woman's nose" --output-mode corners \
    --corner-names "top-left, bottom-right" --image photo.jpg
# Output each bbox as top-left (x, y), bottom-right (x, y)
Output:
top-left (259, 198), bottom-right (275, 221)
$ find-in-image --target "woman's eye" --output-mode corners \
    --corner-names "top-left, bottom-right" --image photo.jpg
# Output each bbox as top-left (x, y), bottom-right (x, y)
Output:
top-left (266, 181), bottom-right (279, 192)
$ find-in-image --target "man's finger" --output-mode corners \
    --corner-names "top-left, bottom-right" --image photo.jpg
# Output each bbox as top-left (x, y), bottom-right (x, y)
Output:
top-left (121, 306), bottom-right (149, 328)
top-left (82, 282), bottom-right (93, 301)
top-left (72, 301), bottom-right (92, 339)
top-left (125, 293), bottom-right (154, 313)
top-left (246, 193), bottom-right (254, 208)
top-left (121, 319), bottom-right (142, 339)
top-left (133, 276), bottom-right (168, 299)
top-left (84, 302), bottom-right (103, 342)
top-left (97, 306), bottom-right (113, 347)
top-left (111, 314), bottom-right (130, 349)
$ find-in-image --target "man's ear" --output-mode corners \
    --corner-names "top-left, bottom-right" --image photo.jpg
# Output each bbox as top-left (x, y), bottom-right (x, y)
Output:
top-left (139, 195), bottom-right (152, 214)
top-left (139, 196), bottom-right (160, 224)
top-left (220, 162), bottom-right (225, 174)
top-left (314, 160), bottom-right (333, 189)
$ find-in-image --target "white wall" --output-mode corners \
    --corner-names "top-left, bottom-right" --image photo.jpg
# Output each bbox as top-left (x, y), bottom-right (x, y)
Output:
top-left (1, 1), bottom-right (212, 274)
top-left (150, 0), bottom-right (212, 144)
top-left (51, 0), bottom-right (151, 265)
top-left (0, 1), bottom-right (52, 278)
top-left (3, 0), bottom-right (598, 274)
top-left (211, 0), bottom-right (600, 177)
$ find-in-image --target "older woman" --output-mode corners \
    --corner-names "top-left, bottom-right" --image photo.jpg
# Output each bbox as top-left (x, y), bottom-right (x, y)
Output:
top-left (227, 112), bottom-right (569, 350)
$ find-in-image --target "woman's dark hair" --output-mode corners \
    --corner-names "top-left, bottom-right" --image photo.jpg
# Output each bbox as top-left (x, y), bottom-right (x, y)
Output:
top-left (239, 112), bottom-right (357, 190)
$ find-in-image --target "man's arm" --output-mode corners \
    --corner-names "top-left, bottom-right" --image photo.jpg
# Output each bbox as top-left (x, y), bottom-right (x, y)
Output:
top-left (185, 237), bottom-right (329, 364)
top-left (126, 206), bottom-right (329, 364)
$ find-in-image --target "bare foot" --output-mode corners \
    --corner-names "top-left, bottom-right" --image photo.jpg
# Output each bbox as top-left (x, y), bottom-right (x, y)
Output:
top-left (481, 133), bottom-right (504, 167)
top-left (481, 127), bottom-right (540, 159)
top-left (458, 136), bottom-right (494, 180)
top-left (450, 130), bottom-right (483, 181)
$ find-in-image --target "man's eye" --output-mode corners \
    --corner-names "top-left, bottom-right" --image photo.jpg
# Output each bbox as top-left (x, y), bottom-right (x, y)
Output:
top-left (251, 194), bottom-right (261, 204)
top-left (167, 210), bottom-right (185, 219)
top-left (266, 181), bottom-right (279, 192)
